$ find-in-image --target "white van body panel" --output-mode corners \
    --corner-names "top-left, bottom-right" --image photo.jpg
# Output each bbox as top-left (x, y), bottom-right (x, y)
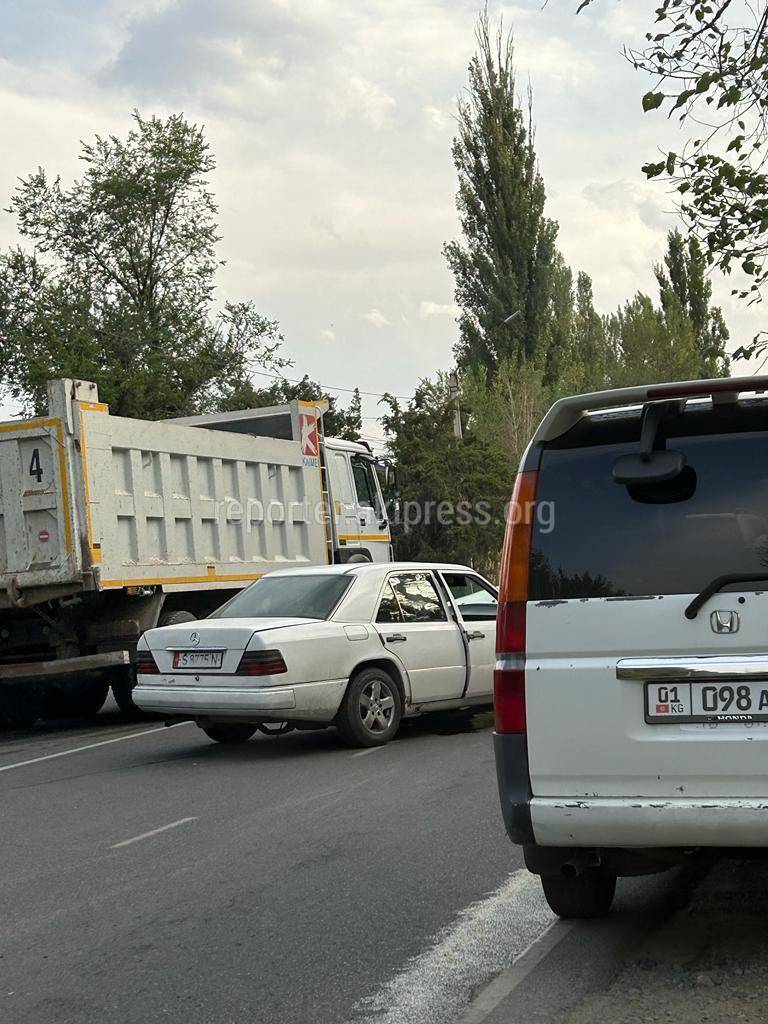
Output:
top-left (526, 592), bottom-right (768, 804)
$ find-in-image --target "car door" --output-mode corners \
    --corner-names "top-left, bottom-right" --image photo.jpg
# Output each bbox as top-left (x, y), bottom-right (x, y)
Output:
top-left (327, 450), bottom-right (360, 545)
top-left (374, 571), bottom-right (466, 702)
top-left (350, 456), bottom-right (391, 562)
top-left (439, 571), bottom-right (498, 699)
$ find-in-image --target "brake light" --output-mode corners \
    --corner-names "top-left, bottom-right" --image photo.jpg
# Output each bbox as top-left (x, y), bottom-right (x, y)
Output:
top-left (647, 376), bottom-right (768, 399)
top-left (495, 470), bottom-right (538, 734)
top-left (135, 651), bottom-right (159, 675)
top-left (236, 650), bottom-right (288, 676)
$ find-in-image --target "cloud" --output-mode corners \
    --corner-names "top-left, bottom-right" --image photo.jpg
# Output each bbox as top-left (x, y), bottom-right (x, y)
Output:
top-left (583, 178), bottom-right (672, 233)
top-left (420, 301), bottom-right (460, 319)
top-left (0, 0), bottom-right (763, 420)
top-left (362, 308), bottom-right (390, 328)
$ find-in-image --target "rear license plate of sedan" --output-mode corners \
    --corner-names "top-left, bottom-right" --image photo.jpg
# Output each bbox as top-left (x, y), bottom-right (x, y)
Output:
top-left (172, 650), bottom-right (224, 670)
top-left (645, 680), bottom-right (768, 724)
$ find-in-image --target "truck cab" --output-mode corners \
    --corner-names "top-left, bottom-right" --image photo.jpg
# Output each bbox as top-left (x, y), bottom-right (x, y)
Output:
top-left (323, 437), bottom-right (392, 564)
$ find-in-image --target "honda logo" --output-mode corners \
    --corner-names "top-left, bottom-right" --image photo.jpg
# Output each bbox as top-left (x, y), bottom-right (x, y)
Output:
top-left (190, 631), bottom-right (201, 646)
top-left (710, 610), bottom-right (739, 634)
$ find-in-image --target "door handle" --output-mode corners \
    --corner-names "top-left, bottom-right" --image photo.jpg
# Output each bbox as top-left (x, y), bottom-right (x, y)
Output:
top-left (359, 518), bottom-right (367, 527)
top-left (385, 633), bottom-right (407, 643)
top-left (465, 631), bottom-right (485, 641)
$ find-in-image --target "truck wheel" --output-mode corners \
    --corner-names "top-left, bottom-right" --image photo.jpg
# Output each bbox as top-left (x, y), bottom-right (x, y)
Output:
top-left (200, 724), bottom-right (256, 744)
top-left (336, 667), bottom-right (402, 747)
top-left (43, 679), bottom-right (109, 720)
top-left (110, 666), bottom-right (142, 717)
top-left (540, 868), bottom-right (616, 919)
top-left (159, 610), bottom-right (197, 626)
top-left (0, 690), bottom-right (40, 731)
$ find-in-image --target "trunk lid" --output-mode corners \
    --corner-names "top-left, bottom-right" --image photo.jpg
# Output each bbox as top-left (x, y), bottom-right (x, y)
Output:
top-left (145, 616), bottom-right (313, 675)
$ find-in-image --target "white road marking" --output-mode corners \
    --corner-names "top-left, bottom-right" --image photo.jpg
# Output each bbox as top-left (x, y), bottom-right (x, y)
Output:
top-left (347, 869), bottom-right (555, 1024)
top-left (350, 746), bottom-right (386, 758)
top-left (458, 918), bottom-right (575, 1023)
top-left (111, 816), bottom-right (198, 849)
top-left (0, 722), bottom-right (193, 774)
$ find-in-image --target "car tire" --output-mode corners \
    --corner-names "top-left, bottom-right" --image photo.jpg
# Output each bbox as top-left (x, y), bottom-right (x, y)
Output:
top-left (540, 868), bottom-right (616, 919)
top-left (110, 665), bottom-right (143, 718)
top-left (336, 667), bottom-right (402, 748)
top-left (158, 609), bottom-right (197, 627)
top-left (201, 724), bottom-right (256, 744)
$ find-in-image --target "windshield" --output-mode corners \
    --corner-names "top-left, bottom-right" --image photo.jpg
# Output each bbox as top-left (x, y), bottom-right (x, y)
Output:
top-left (532, 420), bottom-right (768, 600)
top-left (210, 575), bottom-right (352, 620)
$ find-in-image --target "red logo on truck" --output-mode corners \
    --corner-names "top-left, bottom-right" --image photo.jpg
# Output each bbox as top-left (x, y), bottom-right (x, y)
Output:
top-left (300, 412), bottom-right (319, 465)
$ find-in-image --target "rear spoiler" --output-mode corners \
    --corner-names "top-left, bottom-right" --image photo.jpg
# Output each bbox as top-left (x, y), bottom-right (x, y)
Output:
top-left (534, 376), bottom-right (768, 444)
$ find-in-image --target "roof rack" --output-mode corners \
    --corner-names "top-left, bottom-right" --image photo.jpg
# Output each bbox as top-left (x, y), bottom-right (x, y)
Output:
top-left (533, 376), bottom-right (768, 444)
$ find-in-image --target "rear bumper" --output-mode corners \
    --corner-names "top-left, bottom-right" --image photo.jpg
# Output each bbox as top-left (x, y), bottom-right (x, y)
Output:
top-left (531, 797), bottom-right (768, 848)
top-left (133, 678), bottom-right (348, 722)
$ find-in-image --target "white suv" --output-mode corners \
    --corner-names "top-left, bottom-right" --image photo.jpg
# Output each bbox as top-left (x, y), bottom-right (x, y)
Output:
top-left (494, 376), bottom-right (768, 918)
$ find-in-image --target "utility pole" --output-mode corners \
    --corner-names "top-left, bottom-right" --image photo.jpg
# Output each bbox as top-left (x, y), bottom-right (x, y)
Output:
top-left (448, 370), bottom-right (463, 440)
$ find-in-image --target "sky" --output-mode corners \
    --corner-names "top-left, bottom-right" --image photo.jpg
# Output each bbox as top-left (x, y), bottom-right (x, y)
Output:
top-left (0, 0), bottom-right (763, 440)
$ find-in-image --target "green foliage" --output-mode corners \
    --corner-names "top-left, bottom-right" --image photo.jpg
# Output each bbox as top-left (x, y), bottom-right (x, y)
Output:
top-left (383, 11), bottom-right (734, 575)
top-left (0, 111), bottom-right (286, 417)
top-left (579, 1), bottom-right (768, 354)
top-left (654, 229), bottom-right (730, 378)
top-left (443, 11), bottom-right (558, 376)
top-left (380, 376), bottom-right (511, 576)
top-left (606, 293), bottom-right (696, 387)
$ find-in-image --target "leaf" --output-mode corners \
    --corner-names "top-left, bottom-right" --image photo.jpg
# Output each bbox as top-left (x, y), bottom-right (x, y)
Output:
top-left (665, 151), bottom-right (677, 175)
top-left (642, 161), bottom-right (666, 179)
top-left (642, 90), bottom-right (665, 112)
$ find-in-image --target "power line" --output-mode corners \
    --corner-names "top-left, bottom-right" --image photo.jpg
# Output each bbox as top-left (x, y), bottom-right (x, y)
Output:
top-left (250, 368), bottom-right (412, 402)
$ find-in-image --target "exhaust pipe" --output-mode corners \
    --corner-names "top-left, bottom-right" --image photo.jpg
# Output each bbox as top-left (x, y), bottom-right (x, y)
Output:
top-left (560, 851), bottom-right (601, 877)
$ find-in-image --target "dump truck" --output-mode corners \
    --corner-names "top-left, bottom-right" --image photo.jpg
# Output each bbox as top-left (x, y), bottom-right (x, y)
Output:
top-left (0, 378), bottom-right (393, 727)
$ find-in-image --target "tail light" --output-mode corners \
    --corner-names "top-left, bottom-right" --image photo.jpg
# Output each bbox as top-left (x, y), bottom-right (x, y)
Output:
top-left (135, 651), bottom-right (160, 675)
top-left (236, 650), bottom-right (288, 676)
top-left (495, 469), bottom-right (538, 734)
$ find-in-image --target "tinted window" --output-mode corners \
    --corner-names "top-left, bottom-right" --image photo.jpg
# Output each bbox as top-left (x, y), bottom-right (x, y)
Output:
top-left (352, 457), bottom-right (380, 512)
top-left (211, 575), bottom-right (351, 619)
top-left (442, 573), bottom-right (498, 622)
top-left (376, 581), bottom-right (403, 623)
top-left (531, 428), bottom-right (768, 599)
top-left (388, 573), bottom-right (446, 622)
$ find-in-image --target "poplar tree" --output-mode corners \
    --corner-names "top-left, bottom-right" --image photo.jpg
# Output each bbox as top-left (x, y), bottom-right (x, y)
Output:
top-left (444, 11), bottom-right (558, 377)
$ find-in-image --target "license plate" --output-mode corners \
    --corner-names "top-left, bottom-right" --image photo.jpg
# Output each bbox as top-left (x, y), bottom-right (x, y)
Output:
top-left (645, 680), bottom-right (768, 724)
top-left (172, 650), bottom-right (224, 670)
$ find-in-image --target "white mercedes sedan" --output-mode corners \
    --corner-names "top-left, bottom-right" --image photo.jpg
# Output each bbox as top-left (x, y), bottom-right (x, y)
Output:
top-left (133, 562), bottom-right (498, 747)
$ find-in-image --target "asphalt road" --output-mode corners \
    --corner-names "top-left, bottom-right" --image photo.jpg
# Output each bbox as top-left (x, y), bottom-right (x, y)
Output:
top-left (1, 710), bottom-right (523, 1024)
top-left (2, 710), bottom-right (762, 1024)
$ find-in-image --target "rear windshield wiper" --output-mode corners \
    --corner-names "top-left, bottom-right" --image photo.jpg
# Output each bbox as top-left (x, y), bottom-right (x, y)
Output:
top-left (685, 573), bottom-right (768, 619)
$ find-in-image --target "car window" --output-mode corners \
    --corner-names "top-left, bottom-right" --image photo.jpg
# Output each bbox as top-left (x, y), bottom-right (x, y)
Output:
top-left (441, 573), bottom-right (498, 622)
top-left (385, 573), bottom-right (446, 623)
top-left (351, 456), bottom-right (381, 514)
top-left (532, 422), bottom-right (768, 599)
top-left (331, 452), bottom-right (354, 504)
top-left (210, 575), bottom-right (351, 619)
top-left (376, 580), bottom-right (403, 623)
